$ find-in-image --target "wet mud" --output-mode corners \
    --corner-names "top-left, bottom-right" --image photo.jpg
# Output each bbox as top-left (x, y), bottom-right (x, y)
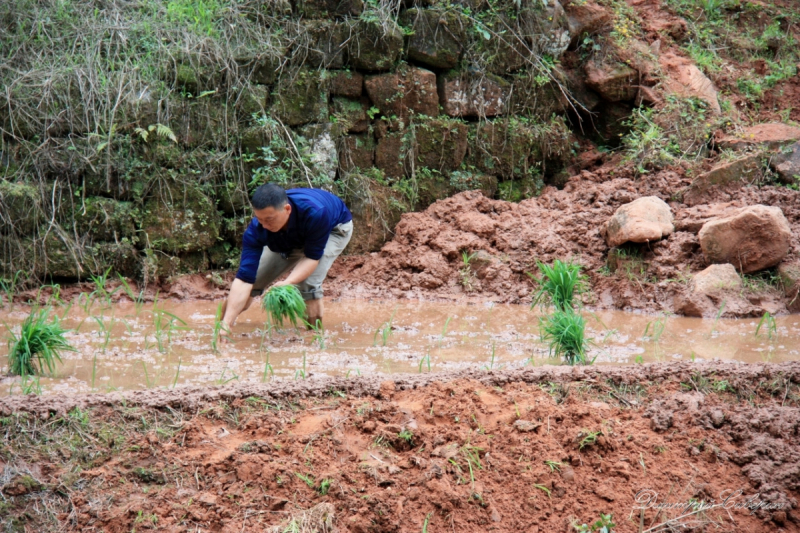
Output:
top-left (3, 362), bottom-right (800, 532)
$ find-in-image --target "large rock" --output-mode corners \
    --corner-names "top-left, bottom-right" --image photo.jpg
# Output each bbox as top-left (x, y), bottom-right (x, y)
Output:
top-left (141, 185), bottom-right (221, 254)
top-left (299, 21), bottom-right (347, 69)
top-left (73, 198), bottom-right (138, 242)
top-left (298, 124), bottom-right (338, 184)
top-left (718, 123), bottom-right (800, 151)
top-left (347, 19), bottom-right (404, 72)
top-left (676, 264), bottom-right (747, 318)
top-left (0, 180), bottom-right (42, 236)
top-left (770, 141), bottom-right (800, 185)
top-left (584, 61), bottom-right (638, 102)
top-left (605, 196), bottom-right (674, 247)
top-left (659, 51), bottom-right (720, 113)
top-left (375, 132), bottom-right (406, 179)
top-left (328, 70), bottom-right (364, 98)
top-left (401, 8), bottom-right (467, 69)
top-left (331, 97), bottom-right (369, 133)
top-left (295, 0), bottom-right (362, 18)
top-left (683, 155), bottom-right (761, 207)
top-left (778, 262), bottom-right (800, 312)
top-left (438, 71), bottom-right (509, 118)
top-left (338, 134), bottom-right (375, 172)
top-left (690, 264), bottom-right (742, 295)
top-left (565, 0), bottom-right (612, 47)
top-left (698, 205), bottom-right (792, 273)
top-left (414, 118), bottom-right (468, 172)
top-left (365, 65), bottom-right (438, 120)
top-left (269, 69), bottom-right (328, 126)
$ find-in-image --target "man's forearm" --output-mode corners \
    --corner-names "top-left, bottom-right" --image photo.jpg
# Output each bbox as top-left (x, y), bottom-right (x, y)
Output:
top-left (223, 278), bottom-right (253, 327)
top-left (284, 257), bottom-right (320, 285)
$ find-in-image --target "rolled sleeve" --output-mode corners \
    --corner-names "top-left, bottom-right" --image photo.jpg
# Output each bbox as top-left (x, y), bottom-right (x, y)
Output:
top-left (235, 219), bottom-right (264, 284)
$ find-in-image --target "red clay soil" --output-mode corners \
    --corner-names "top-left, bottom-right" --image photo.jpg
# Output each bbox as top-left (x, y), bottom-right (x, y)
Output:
top-left (325, 165), bottom-right (800, 315)
top-left (2, 362), bottom-right (800, 532)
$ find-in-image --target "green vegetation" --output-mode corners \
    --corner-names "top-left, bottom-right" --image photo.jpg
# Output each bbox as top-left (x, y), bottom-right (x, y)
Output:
top-left (262, 285), bottom-right (306, 329)
top-left (530, 259), bottom-right (587, 311)
top-left (6, 307), bottom-right (75, 376)
top-left (755, 311), bottom-right (777, 340)
top-left (574, 513), bottom-right (616, 533)
top-left (541, 311), bottom-right (590, 366)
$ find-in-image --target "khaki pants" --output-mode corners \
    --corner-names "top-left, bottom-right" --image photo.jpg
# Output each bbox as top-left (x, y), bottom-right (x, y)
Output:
top-left (249, 221), bottom-right (353, 301)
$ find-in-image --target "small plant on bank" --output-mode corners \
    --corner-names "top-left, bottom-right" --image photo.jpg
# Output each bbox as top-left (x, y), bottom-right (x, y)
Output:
top-left (529, 259), bottom-right (587, 311)
top-left (541, 310), bottom-right (590, 365)
top-left (574, 513), bottom-right (615, 533)
top-left (459, 250), bottom-right (478, 292)
top-left (262, 285), bottom-right (306, 329)
top-left (6, 307), bottom-right (76, 376)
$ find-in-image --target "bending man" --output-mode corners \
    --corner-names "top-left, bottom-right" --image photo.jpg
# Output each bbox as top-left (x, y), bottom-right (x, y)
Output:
top-left (220, 183), bottom-right (353, 340)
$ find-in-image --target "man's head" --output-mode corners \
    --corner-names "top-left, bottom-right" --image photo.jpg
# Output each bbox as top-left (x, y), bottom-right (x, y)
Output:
top-left (251, 183), bottom-right (291, 232)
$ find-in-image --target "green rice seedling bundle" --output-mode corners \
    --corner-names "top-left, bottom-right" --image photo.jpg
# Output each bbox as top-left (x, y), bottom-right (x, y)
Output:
top-left (530, 259), bottom-right (587, 311)
top-left (262, 285), bottom-right (306, 328)
top-left (7, 307), bottom-right (76, 376)
top-left (541, 310), bottom-right (589, 365)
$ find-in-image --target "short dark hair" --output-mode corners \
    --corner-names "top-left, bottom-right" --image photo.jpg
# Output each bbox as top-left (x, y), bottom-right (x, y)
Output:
top-left (251, 183), bottom-right (288, 210)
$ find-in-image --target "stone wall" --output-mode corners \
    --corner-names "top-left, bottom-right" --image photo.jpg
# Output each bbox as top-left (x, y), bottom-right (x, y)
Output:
top-left (0, 0), bottom-right (619, 282)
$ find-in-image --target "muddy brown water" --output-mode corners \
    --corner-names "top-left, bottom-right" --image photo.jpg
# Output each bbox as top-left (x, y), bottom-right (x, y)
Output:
top-left (1, 299), bottom-right (798, 395)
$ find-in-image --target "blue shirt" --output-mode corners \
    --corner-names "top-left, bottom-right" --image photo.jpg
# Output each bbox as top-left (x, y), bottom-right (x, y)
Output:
top-left (235, 188), bottom-right (352, 284)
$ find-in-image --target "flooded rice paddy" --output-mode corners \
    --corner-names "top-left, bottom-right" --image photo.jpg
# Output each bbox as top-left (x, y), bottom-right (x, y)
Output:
top-left (1, 298), bottom-right (799, 395)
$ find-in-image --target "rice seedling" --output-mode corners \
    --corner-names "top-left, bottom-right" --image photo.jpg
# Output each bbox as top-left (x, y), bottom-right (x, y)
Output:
top-left (529, 259), bottom-right (587, 311)
top-left (91, 352), bottom-right (98, 390)
top-left (92, 316), bottom-right (114, 353)
top-left (117, 274), bottom-right (145, 316)
top-left (0, 270), bottom-right (24, 310)
top-left (294, 351), bottom-right (308, 380)
top-left (544, 460), bottom-right (563, 472)
top-left (373, 306), bottom-right (398, 347)
top-left (172, 358), bottom-right (182, 389)
top-left (217, 365), bottom-right (239, 385)
top-left (20, 374), bottom-right (42, 395)
top-left (438, 316), bottom-right (451, 348)
top-left (483, 342), bottom-right (498, 371)
top-left (211, 302), bottom-right (225, 353)
top-left (152, 301), bottom-right (187, 353)
top-left (6, 307), bottom-right (76, 376)
top-left (141, 361), bottom-right (153, 389)
top-left (306, 319), bottom-right (326, 349)
top-left (418, 349), bottom-right (431, 373)
top-left (262, 351), bottom-right (274, 382)
top-left (262, 285), bottom-right (306, 329)
top-left (709, 300), bottom-right (726, 337)
top-left (755, 311), bottom-right (777, 340)
top-left (459, 250), bottom-right (478, 291)
top-left (533, 484), bottom-right (551, 498)
top-left (540, 310), bottom-right (590, 365)
top-left (89, 267), bottom-right (119, 308)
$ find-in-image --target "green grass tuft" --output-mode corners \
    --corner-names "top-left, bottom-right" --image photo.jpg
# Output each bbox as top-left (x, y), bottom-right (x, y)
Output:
top-left (262, 285), bottom-right (306, 329)
top-left (530, 259), bottom-right (587, 311)
top-left (7, 307), bottom-right (76, 376)
top-left (541, 310), bottom-right (590, 366)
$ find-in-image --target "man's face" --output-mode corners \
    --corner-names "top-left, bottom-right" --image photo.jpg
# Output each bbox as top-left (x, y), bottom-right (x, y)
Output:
top-left (253, 203), bottom-right (291, 232)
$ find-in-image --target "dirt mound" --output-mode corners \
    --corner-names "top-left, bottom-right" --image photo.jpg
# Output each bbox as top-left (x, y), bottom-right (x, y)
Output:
top-left (3, 362), bottom-right (800, 532)
top-left (327, 165), bottom-right (800, 316)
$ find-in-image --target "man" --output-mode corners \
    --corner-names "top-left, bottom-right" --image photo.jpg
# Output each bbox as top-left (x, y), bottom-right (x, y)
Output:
top-left (219, 183), bottom-right (353, 340)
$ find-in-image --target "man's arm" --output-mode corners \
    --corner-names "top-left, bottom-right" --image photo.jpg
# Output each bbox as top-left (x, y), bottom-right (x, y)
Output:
top-left (281, 257), bottom-right (320, 285)
top-left (220, 278), bottom-right (253, 339)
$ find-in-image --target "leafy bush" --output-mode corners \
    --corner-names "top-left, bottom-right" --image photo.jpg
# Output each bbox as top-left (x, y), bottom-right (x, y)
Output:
top-left (7, 307), bottom-right (75, 376)
top-left (262, 285), bottom-right (306, 329)
top-left (530, 260), bottom-right (587, 311)
top-left (541, 310), bottom-right (589, 366)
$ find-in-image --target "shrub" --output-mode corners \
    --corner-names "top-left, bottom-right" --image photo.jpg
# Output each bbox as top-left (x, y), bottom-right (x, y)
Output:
top-left (262, 285), bottom-right (306, 329)
top-left (7, 307), bottom-right (75, 376)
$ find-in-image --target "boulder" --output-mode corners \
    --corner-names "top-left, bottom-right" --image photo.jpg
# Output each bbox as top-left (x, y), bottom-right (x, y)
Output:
top-left (365, 65), bottom-right (438, 120)
top-left (73, 198), bottom-right (138, 242)
top-left (467, 120), bottom-right (542, 180)
top-left (584, 61), bottom-right (638, 102)
top-left (660, 51), bottom-right (720, 113)
top-left (338, 134), bottom-right (375, 172)
top-left (770, 141), bottom-right (800, 185)
top-left (718, 123), bottom-right (800, 151)
top-left (346, 19), bottom-right (404, 72)
top-left (438, 71), bottom-right (509, 118)
top-left (0, 180), bottom-right (42, 236)
top-left (295, 0), bottom-right (362, 17)
top-left (698, 205), bottom-right (792, 273)
top-left (507, 74), bottom-right (564, 119)
top-left (676, 264), bottom-right (748, 318)
top-left (604, 196), bottom-right (674, 247)
top-left (778, 262), bottom-right (800, 312)
top-left (401, 8), bottom-right (467, 69)
top-left (375, 132), bottom-right (406, 179)
top-left (331, 97), bottom-right (369, 133)
top-left (141, 184), bottom-right (221, 254)
top-left (565, 0), bottom-right (612, 47)
top-left (299, 21), bottom-right (347, 69)
top-left (683, 155), bottom-right (761, 207)
top-left (269, 69), bottom-right (329, 126)
top-left (329, 70), bottom-right (364, 98)
top-left (414, 118), bottom-right (468, 172)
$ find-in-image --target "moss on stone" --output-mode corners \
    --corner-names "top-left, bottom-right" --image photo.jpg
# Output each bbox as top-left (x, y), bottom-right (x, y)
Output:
top-left (346, 19), bottom-right (404, 72)
top-left (140, 183), bottom-right (221, 254)
top-left (270, 69), bottom-right (329, 127)
top-left (0, 180), bottom-right (42, 236)
top-left (74, 198), bottom-right (138, 242)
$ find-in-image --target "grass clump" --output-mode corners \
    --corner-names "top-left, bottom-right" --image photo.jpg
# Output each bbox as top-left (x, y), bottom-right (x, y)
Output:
top-left (6, 307), bottom-right (76, 376)
top-left (541, 310), bottom-right (590, 366)
top-left (262, 285), bottom-right (306, 329)
top-left (530, 259), bottom-right (587, 311)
